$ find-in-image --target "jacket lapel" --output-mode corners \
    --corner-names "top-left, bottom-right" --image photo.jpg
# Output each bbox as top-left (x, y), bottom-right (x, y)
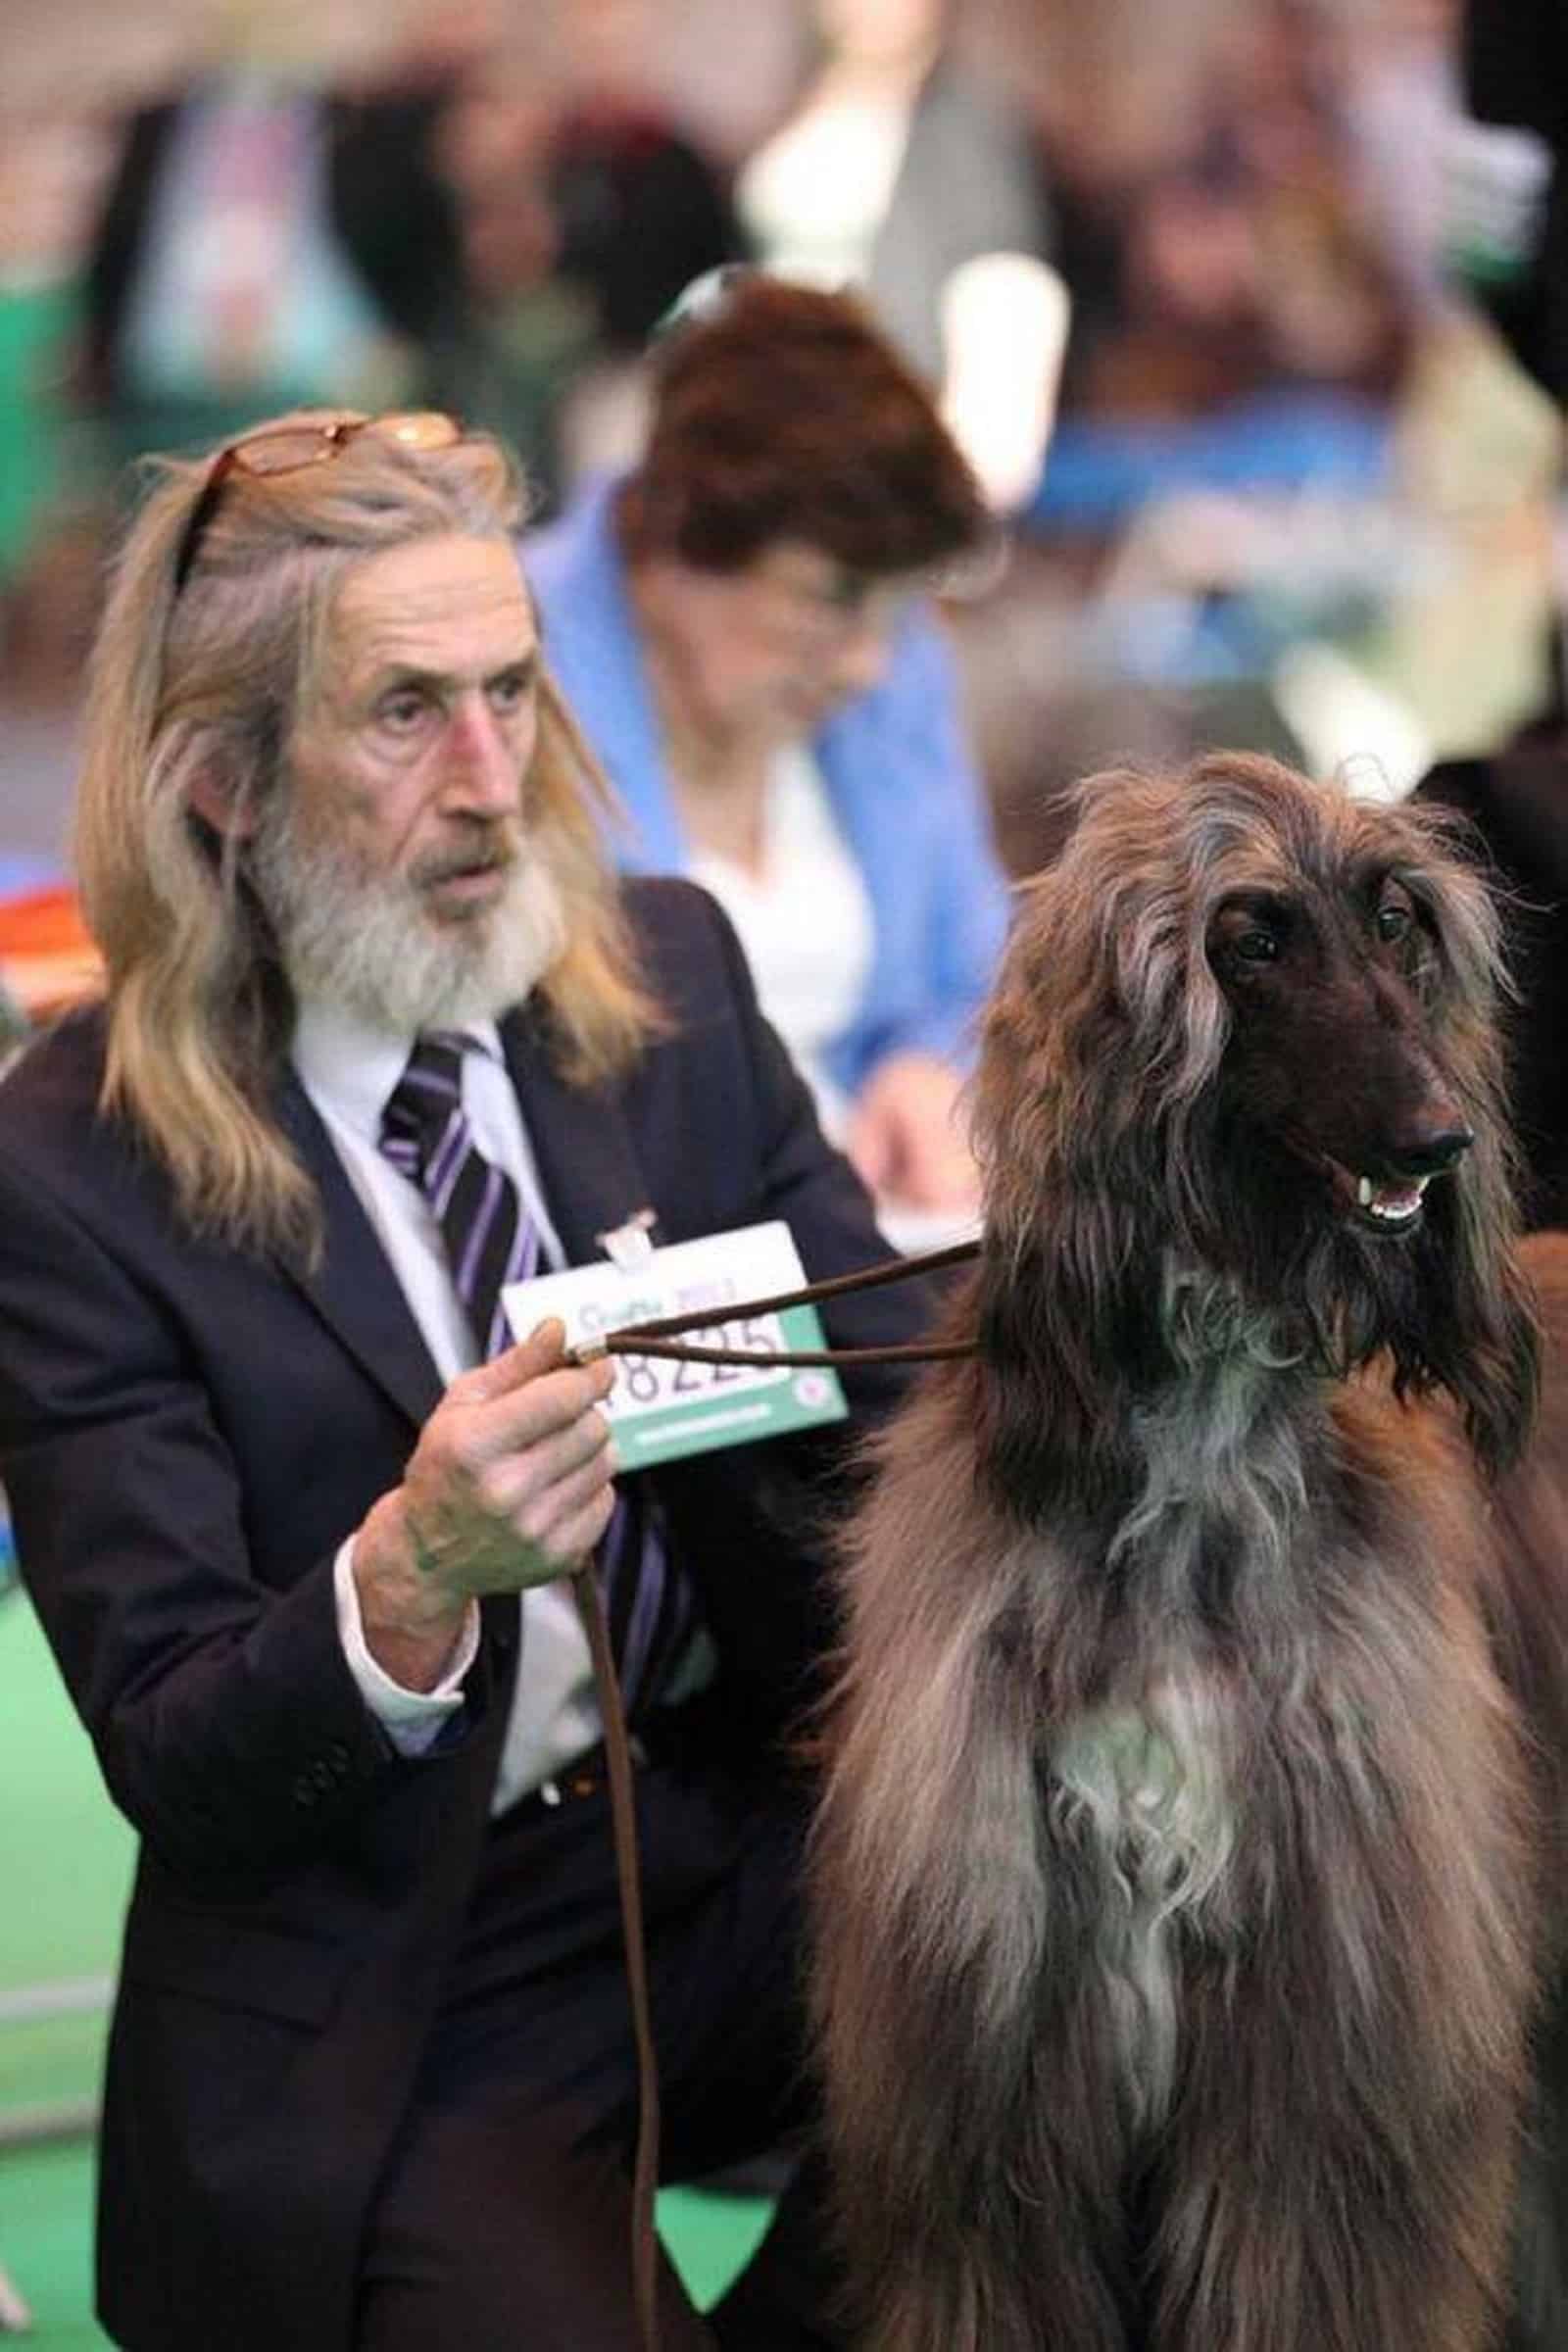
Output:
top-left (268, 1011), bottom-right (654, 1425)
top-left (273, 1067), bottom-right (443, 1433)
top-left (498, 1004), bottom-right (658, 1268)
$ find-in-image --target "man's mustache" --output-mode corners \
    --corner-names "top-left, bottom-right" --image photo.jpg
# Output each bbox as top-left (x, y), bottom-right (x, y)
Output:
top-left (412, 830), bottom-right (524, 888)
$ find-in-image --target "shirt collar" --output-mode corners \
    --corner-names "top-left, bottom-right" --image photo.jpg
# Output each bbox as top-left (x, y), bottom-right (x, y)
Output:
top-left (290, 1001), bottom-right (505, 1143)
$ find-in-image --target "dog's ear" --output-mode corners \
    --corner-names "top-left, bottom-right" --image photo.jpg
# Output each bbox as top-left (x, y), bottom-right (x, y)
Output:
top-left (969, 836), bottom-right (1229, 1515)
top-left (975, 1207), bottom-right (1151, 1517)
top-left (975, 821), bottom-right (1230, 1225)
top-left (1404, 1151), bottom-right (1541, 1477)
top-left (1380, 808), bottom-right (1539, 1473)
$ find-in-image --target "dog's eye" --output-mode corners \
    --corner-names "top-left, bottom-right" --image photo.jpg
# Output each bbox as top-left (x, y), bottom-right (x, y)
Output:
top-left (1375, 901), bottom-right (1413, 945)
top-left (1232, 928), bottom-right (1279, 964)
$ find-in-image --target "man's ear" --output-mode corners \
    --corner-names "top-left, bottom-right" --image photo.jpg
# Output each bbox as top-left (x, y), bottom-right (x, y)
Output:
top-left (187, 764), bottom-right (259, 840)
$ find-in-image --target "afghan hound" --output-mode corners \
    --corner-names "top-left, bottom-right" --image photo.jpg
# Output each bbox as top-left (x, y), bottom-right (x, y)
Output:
top-left (809, 752), bottom-right (1568, 2352)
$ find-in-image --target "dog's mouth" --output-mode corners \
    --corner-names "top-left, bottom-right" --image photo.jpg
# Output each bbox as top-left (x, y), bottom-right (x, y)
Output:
top-left (1276, 1130), bottom-right (1436, 1234)
top-left (1351, 1170), bottom-right (1431, 1231)
top-left (1325, 1158), bottom-right (1432, 1234)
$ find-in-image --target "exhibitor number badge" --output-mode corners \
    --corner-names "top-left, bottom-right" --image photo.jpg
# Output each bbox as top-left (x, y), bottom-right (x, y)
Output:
top-left (503, 1220), bottom-right (848, 1470)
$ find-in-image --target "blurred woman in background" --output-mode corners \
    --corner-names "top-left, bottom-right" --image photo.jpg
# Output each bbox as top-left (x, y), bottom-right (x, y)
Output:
top-left (525, 269), bottom-right (1009, 1227)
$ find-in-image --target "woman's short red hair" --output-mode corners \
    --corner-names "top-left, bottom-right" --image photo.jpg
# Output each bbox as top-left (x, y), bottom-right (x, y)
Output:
top-left (617, 272), bottom-right (990, 578)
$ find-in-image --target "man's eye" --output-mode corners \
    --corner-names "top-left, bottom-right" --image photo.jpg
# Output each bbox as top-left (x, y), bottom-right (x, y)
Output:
top-left (380, 693), bottom-right (427, 729)
top-left (489, 670), bottom-right (532, 713)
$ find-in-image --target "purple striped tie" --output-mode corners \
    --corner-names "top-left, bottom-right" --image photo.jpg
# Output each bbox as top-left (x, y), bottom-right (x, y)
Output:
top-left (378, 1031), bottom-right (694, 1716)
top-left (379, 1031), bottom-right (537, 1359)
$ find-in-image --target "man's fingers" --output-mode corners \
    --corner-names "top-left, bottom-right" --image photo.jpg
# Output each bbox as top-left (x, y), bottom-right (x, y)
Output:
top-left (486, 1480), bottom-right (618, 1592)
top-left (474, 1361), bottom-right (614, 1460)
top-left (465, 1317), bottom-right (571, 1399)
top-left (477, 1409), bottom-right (615, 1517)
top-left (549, 1488), bottom-right (618, 1569)
top-left (508, 1446), bottom-right (620, 1549)
top-left (454, 1335), bottom-right (614, 1455)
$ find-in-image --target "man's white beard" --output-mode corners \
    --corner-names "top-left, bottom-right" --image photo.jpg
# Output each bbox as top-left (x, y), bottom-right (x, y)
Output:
top-left (250, 803), bottom-right (568, 1036)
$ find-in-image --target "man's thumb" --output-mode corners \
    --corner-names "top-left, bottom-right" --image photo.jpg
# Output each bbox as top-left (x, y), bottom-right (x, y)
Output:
top-left (469, 1315), bottom-right (568, 1395)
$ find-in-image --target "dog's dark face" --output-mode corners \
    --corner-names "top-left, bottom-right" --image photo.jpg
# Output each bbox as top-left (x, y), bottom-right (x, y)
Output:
top-left (973, 755), bottom-right (1538, 1483)
top-left (1204, 864), bottom-right (1473, 1248)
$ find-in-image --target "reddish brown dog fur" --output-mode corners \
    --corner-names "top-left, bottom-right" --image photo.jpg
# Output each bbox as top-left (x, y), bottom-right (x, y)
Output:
top-left (810, 754), bottom-right (1568, 2350)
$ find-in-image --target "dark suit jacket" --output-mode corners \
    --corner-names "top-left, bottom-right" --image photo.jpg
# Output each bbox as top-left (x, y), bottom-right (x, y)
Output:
top-left (0, 880), bottom-right (932, 2350)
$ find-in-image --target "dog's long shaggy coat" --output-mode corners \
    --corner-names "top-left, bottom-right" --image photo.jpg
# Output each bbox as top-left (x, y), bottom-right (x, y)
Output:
top-left (810, 753), bottom-right (1568, 2351)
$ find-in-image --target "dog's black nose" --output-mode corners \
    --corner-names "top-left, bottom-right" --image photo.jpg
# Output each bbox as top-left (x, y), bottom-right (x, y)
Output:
top-left (1390, 1127), bottom-right (1474, 1178)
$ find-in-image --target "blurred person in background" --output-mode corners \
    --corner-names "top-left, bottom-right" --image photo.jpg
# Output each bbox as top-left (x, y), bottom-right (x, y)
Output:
top-left (77, 0), bottom-right (479, 472)
top-left (0, 403), bottom-right (934, 2349)
top-left (1341, 0), bottom-right (1468, 326)
top-left (737, 0), bottom-right (1066, 514)
top-left (1032, 0), bottom-right (1412, 457)
top-left (525, 269), bottom-right (1010, 1232)
top-left (543, 0), bottom-right (750, 372)
top-left (1414, 0), bottom-right (1568, 1232)
top-left (951, 0), bottom-right (1446, 882)
top-left (435, 0), bottom-right (749, 508)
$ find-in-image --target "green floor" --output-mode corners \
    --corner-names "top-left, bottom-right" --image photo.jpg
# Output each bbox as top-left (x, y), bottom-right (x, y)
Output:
top-left (0, 1597), bottom-right (770, 2341)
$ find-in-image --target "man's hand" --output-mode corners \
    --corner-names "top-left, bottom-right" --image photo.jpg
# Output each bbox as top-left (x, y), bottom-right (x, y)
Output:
top-left (846, 1052), bottom-right (979, 1214)
top-left (353, 1318), bottom-right (617, 1689)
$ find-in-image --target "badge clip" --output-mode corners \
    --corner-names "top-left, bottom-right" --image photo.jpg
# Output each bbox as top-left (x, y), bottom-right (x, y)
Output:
top-left (596, 1206), bottom-right (658, 1272)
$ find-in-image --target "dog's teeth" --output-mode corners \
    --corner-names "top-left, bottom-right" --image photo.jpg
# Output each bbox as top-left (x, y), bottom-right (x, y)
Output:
top-left (1357, 1176), bottom-right (1373, 1207)
top-left (1414, 1175), bottom-right (1431, 1197)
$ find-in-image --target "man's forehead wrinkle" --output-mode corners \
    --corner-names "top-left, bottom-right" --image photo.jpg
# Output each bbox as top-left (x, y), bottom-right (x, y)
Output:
top-left (335, 594), bottom-right (538, 696)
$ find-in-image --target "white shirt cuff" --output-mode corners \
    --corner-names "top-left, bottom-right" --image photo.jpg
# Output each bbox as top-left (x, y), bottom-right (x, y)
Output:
top-left (333, 1536), bottom-right (480, 1755)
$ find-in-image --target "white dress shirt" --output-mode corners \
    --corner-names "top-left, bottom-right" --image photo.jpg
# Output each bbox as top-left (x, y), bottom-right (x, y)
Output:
top-left (292, 1001), bottom-right (610, 1811)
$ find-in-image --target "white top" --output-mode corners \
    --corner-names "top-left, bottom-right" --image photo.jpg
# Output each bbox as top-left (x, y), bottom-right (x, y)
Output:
top-left (737, 87), bottom-right (911, 286)
top-left (293, 1001), bottom-right (610, 1811)
top-left (688, 743), bottom-right (875, 1140)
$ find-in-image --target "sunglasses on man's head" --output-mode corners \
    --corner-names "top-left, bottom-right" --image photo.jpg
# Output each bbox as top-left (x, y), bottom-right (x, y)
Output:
top-left (170, 411), bottom-right (464, 598)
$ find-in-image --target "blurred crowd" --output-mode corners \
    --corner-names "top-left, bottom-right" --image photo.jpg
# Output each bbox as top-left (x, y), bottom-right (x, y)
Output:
top-left (1, 0), bottom-right (1564, 885)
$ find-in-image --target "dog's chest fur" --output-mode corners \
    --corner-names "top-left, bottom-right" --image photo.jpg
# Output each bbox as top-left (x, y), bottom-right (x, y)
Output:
top-left (1052, 1672), bottom-right (1237, 2132)
top-left (1045, 1326), bottom-right (1404, 2131)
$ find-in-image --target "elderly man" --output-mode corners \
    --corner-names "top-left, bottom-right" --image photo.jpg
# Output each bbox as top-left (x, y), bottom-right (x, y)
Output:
top-left (0, 411), bottom-right (934, 2350)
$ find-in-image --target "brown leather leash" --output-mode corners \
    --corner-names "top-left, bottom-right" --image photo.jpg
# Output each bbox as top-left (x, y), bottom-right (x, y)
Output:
top-left (569, 1566), bottom-right (665, 2350)
top-left (572, 1234), bottom-right (982, 1372)
top-left (568, 1236), bottom-right (981, 2352)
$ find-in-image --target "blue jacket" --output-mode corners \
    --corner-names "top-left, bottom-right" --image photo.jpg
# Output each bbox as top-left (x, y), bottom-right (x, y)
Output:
top-left (523, 476), bottom-right (1011, 1098)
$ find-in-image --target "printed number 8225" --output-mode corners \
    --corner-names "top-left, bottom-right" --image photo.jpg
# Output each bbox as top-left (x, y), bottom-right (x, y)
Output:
top-left (607, 1315), bottom-right (786, 1414)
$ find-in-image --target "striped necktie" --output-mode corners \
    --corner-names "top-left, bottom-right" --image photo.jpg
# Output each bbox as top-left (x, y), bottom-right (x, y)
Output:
top-left (377, 1030), bottom-right (698, 1715)
top-left (378, 1030), bottom-right (537, 1359)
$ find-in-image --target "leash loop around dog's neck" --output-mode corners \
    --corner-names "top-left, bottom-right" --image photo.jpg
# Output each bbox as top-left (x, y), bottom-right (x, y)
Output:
top-left (571, 1235), bottom-right (982, 1370)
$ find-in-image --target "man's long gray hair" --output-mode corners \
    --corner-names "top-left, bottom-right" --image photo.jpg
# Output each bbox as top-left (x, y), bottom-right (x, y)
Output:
top-left (74, 415), bottom-right (655, 1261)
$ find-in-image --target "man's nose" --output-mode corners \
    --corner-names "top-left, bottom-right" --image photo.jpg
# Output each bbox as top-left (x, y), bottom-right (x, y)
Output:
top-left (440, 694), bottom-right (523, 810)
